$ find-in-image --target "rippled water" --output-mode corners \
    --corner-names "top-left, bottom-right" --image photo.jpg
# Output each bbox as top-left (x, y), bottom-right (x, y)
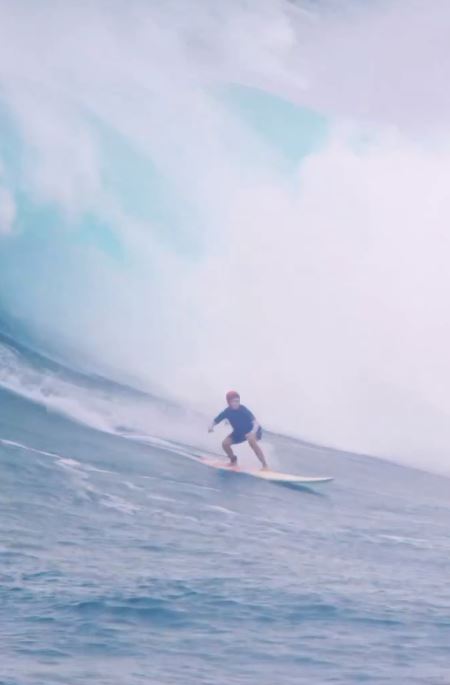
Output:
top-left (1, 386), bottom-right (450, 684)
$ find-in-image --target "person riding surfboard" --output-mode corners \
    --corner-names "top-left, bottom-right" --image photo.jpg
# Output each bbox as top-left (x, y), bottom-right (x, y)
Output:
top-left (208, 391), bottom-right (269, 470)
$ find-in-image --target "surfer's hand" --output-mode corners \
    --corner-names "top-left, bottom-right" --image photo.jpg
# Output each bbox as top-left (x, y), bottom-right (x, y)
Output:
top-left (208, 426), bottom-right (214, 433)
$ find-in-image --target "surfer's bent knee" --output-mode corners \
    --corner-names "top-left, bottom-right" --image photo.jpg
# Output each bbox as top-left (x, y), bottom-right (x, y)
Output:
top-left (247, 428), bottom-right (262, 445)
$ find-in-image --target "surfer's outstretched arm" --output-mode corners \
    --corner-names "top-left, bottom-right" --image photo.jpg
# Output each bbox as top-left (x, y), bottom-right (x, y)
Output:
top-left (208, 409), bottom-right (227, 433)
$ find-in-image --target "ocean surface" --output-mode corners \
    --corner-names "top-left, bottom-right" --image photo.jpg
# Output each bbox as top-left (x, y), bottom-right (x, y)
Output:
top-left (2, 2), bottom-right (450, 683)
top-left (1, 331), bottom-right (450, 685)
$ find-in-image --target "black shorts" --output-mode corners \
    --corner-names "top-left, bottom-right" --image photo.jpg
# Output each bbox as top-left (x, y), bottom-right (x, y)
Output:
top-left (230, 426), bottom-right (263, 445)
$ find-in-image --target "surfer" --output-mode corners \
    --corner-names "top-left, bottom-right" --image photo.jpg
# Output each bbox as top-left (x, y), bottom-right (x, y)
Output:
top-left (208, 391), bottom-right (269, 470)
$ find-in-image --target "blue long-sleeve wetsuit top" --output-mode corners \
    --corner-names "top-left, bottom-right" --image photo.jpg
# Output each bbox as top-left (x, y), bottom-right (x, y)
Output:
top-left (214, 405), bottom-right (256, 435)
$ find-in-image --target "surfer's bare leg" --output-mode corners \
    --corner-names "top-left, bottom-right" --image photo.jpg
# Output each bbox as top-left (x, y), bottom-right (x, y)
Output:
top-left (222, 436), bottom-right (238, 465)
top-left (247, 434), bottom-right (268, 469)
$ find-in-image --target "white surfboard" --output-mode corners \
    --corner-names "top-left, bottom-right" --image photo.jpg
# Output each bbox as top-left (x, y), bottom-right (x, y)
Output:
top-left (198, 457), bottom-right (333, 484)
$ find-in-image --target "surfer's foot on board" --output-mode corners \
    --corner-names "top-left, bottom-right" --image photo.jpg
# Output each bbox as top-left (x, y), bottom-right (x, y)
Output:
top-left (227, 455), bottom-right (238, 468)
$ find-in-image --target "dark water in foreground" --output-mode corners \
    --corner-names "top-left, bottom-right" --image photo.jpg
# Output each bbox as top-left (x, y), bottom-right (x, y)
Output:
top-left (1, 385), bottom-right (450, 685)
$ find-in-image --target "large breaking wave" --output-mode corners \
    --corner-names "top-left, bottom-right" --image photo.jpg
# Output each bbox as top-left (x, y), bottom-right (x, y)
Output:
top-left (1, 0), bottom-right (450, 474)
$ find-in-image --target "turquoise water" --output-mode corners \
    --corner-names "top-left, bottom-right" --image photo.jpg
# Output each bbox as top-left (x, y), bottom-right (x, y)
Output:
top-left (1, 8), bottom-right (449, 682)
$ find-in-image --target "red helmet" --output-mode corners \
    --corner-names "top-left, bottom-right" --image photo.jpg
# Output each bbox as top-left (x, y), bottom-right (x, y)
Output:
top-left (226, 390), bottom-right (240, 404)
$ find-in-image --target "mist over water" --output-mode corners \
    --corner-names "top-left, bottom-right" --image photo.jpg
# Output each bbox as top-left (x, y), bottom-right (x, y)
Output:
top-left (2, 9), bottom-right (450, 682)
top-left (1, 0), bottom-right (450, 473)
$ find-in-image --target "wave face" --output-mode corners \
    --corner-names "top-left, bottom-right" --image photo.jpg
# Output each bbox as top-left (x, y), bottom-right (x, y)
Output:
top-left (2, 5), bottom-right (450, 680)
top-left (1, 0), bottom-right (450, 475)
